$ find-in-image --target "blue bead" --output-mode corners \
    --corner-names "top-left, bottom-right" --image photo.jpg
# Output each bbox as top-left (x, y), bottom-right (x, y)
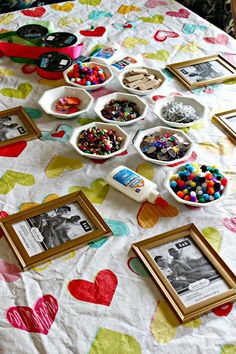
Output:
top-left (214, 192), bottom-right (221, 199)
top-left (86, 81), bottom-right (91, 86)
top-left (170, 181), bottom-right (177, 188)
top-left (202, 187), bottom-right (207, 193)
top-left (203, 193), bottom-right (209, 201)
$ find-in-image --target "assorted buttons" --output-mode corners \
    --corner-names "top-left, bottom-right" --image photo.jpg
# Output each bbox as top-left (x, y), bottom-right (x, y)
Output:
top-left (55, 96), bottom-right (81, 114)
top-left (101, 99), bottom-right (140, 122)
top-left (66, 62), bottom-right (106, 86)
top-left (161, 101), bottom-right (199, 124)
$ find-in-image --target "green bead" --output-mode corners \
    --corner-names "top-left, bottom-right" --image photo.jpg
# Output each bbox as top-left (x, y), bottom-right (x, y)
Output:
top-left (199, 198), bottom-right (205, 203)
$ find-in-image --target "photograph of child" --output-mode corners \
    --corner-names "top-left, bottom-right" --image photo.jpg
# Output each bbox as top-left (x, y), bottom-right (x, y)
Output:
top-left (0, 115), bottom-right (27, 142)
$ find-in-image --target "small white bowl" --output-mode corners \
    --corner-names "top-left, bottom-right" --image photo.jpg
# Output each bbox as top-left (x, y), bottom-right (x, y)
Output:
top-left (69, 121), bottom-right (130, 160)
top-left (63, 61), bottom-right (114, 91)
top-left (154, 95), bottom-right (207, 128)
top-left (133, 126), bottom-right (193, 166)
top-left (38, 86), bottom-right (94, 119)
top-left (94, 92), bottom-right (148, 126)
top-left (164, 164), bottom-right (228, 207)
top-left (118, 66), bottom-right (165, 96)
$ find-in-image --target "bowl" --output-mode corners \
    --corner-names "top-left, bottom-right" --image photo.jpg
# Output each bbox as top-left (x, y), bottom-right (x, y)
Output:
top-left (153, 95), bottom-right (207, 128)
top-left (69, 122), bottom-right (130, 160)
top-left (63, 61), bottom-right (114, 91)
top-left (118, 66), bottom-right (165, 95)
top-left (164, 163), bottom-right (228, 207)
top-left (133, 126), bottom-right (193, 166)
top-left (38, 86), bottom-right (94, 119)
top-left (94, 92), bottom-right (148, 126)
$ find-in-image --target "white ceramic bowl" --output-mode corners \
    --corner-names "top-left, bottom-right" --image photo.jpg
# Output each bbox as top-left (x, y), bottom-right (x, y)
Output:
top-left (69, 122), bottom-right (130, 160)
top-left (38, 86), bottom-right (94, 119)
top-left (164, 164), bottom-right (228, 207)
top-left (154, 95), bottom-right (207, 128)
top-left (63, 61), bottom-right (114, 91)
top-left (133, 126), bottom-right (193, 166)
top-left (94, 92), bottom-right (148, 126)
top-left (118, 66), bottom-right (165, 95)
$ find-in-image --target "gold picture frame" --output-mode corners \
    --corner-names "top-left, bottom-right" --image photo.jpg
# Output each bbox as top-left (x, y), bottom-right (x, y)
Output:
top-left (132, 224), bottom-right (236, 323)
top-left (166, 55), bottom-right (236, 90)
top-left (0, 106), bottom-right (41, 147)
top-left (213, 109), bottom-right (236, 144)
top-left (0, 191), bottom-right (112, 271)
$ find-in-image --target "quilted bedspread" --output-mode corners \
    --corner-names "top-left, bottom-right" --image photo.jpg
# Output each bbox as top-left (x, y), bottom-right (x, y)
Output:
top-left (0, 1), bottom-right (236, 353)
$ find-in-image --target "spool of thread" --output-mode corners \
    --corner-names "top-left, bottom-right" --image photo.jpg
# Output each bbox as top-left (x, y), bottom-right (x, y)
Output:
top-left (37, 51), bottom-right (72, 79)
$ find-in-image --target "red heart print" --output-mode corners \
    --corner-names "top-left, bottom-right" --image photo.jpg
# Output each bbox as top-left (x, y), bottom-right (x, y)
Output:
top-left (167, 151), bottom-right (197, 167)
top-left (166, 8), bottom-right (190, 18)
top-left (80, 27), bottom-right (106, 37)
top-left (204, 34), bottom-right (229, 45)
top-left (21, 7), bottom-right (46, 17)
top-left (0, 141), bottom-right (27, 157)
top-left (22, 64), bottom-right (37, 75)
top-left (68, 269), bottom-right (118, 306)
top-left (223, 218), bottom-right (236, 233)
top-left (6, 294), bottom-right (58, 334)
top-left (152, 95), bottom-right (166, 101)
top-left (154, 30), bottom-right (179, 42)
top-left (212, 302), bottom-right (233, 316)
top-left (123, 23), bottom-right (132, 28)
top-left (51, 131), bottom-right (65, 138)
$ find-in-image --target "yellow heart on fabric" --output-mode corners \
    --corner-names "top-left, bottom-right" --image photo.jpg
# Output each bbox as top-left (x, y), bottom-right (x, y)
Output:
top-left (117, 4), bottom-right (141, 14)
top-left (38, 78), bottom-right (66, 87)
top-left (19, 194), bottom-right (60, 211)
top-left (0, 13), bottom-right (14, 25)
top-left (202, 227), bottom-right (222, 252)
top-left (122, 37), bottom-right (149, 48)
top-left (174, 42), bottom-right (200, 53)
top-left (0, 170), bottom-right (35, 195)
top-left (144, 50), bottom-right (169, 61)
top-left (51, 2), bottom-right (74, 11)
top-left (69, 178), bottom-right (109, 204)
top-left (45, 155), bottom-right (83, 178)
top-left (136, 163), bottom-right (154, 181)
top-left (58, 16), bottom-right (83, 28)
top-left (0, 68), bottom-right (15, 76)
top-left (199, 137), bottom-right (235, 157)
top-left (0, 82), bottom-right (32, 99)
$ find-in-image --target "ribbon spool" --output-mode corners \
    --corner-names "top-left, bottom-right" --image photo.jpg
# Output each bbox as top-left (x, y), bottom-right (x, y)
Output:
top-left (37, 51), bottom-right (73, 79)
top-left (16, 24), bottom-right (49, 46)
top-left (43, 32), bottom-right (78, 48)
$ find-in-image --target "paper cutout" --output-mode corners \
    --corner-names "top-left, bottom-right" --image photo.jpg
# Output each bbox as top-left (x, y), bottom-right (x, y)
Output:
top-left (68, 269), bottom-right (118, 306)
top-left (140, 14), bottom-right (164, 24)
top-left (80, 26), bottom-right (106, 37)
top-left (123, 37), bottom-right (149, 48)
top-left (0, 13), bottom-right (14, 25)
top-left (127, 256), bottom-right (150, 276)
top-left (0, 141), bottom-right (27, 158)
top-left (6, 294), bottom-right (58, 334)
top-left (201, 227), bottom-right (222, 252)
top-left (223, 218), bottom-right (236, 233)
top-left (89, 328), bottom-right (141, 353)
top-left (51, 2), bottom-right (74, 11)
top-left (21, 7), bottom-right (46, 17)
top-left (69, 178), bottom-right (109, 204)
top-left (41, 124), bottom-right (73, 143)
top-left (137, 201), bottom-right (179, 228)
top-left (145, 0), bottom-right (167, 8)
top-left (204, 34), bottom-right (229, 45)
top-left (89, 10), bottom-right (112, 20)
top-left (0, 170), bottom-right (35, 195)
top-left (117, 5), bottom-right (141, 14)
top-left (136, 162), bottom-right (154, 181)
top-left (166, 9), bottom-right (190, 18)
top-left (154, 30), bottom-right (179, 42)
top-left (0, 82), bottom-right (32, 99)
top-left (0, 260), bottom-right (21, 283)
top-left (45, 155), bottom-right (83, 178)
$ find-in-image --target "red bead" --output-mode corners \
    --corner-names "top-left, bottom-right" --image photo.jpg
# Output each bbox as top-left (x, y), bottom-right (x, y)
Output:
top-left (188, 173), bottom-right (194, 180)
top-left (177, 191), bottom-right (184, 198)
top-left (207, 187), bottom-right (214, 195)
top-left (221, 178), bottom-right (228, 186)
top-left (184, 195), bottom-right (191, 201)
top-left (207, 180), bottom-right (214, 187)
top-left (205, 172), bottom-right (213, 180)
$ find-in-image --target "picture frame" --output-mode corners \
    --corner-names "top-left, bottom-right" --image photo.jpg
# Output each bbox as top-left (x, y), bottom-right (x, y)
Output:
top-left (0, 106), bottom-right (41, 147)
top-left (132, 224), bottom-right (236, 323)
top-left (166, 55), bottom-right (236, 90)
top-left (0, 191), bottom-right (112, 271)
top-left (213, 109), bottom-right (236, 144)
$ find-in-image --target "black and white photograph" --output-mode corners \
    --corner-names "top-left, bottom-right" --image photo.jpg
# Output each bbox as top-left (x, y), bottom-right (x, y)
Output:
top-left (0, 114), bottom-right (28, 142)
top-left (12, 203), bottom-right (95, 257)
top-left (148, 236), bottom-right (229, 306)
top-left (178, 60), bottom-right (232, 84)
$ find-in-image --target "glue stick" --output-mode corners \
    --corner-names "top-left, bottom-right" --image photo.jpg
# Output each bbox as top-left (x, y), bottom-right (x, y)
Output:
top-left (106, 166), bottom-right (168, 206)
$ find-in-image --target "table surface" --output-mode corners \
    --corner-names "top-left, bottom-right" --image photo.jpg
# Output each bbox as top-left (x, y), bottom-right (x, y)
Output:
top-left (0, 1), bottom-right (236, 353)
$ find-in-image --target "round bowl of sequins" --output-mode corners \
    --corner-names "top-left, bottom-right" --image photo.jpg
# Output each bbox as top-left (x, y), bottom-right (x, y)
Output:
top-left (38, 86), bottom-right (94, 119)
top-left (63, 61), bottom-right (114, 91)
top-left (94, 92), bottom-right (148, 126)
top-left (118, 66), bottom-right (165, 95)
top-left (164, 162), bottom-right (228, 207)
top-left (133, 126), bottom-right (193, 165)
top-left (69, 122), bottom-right (130, 160)
top-left (154, 95), bottom-right (207, 128)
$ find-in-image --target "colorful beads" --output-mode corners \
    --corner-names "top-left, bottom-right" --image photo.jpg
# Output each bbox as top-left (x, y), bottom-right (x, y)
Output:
top-left (169, 163), bottom-right (227, 204)
top-left (77, 126), bottom-right (123, 156)
top-left (101, 99), bottom-right (140, 122)
top-left (55, 96), bottom-right (81, 114)
top-left (66, 62), bottom-right (106, 86)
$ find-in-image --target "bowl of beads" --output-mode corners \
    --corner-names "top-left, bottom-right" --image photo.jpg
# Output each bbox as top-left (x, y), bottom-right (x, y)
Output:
top-left (165, 163), bottom-right (228, 207)
top-left (38, 86), bottom-right (94, 119)
top-left (133, 126), bottom-right (192, 165)
top-left (94, 92), bottom-right (148, 126)
top-left (118, 66), bottom-right (165, 95)
top-left (154, 96), bottom-right (207, 128)
top-left (69, 122), bottom-right (130, 160)
top-left (63, 61), bottom-right (114, 91)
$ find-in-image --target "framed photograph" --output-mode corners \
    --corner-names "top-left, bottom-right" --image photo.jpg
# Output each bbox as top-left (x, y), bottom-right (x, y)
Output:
top-left (213, 109), bottom-right (236, 144)
top-left (132, 224), bottom-right (236, 323)
top-left (0, 191), bottom-right (112, 270)
top-left (0, 106), bottom-right (41, 147)
top-left (166, 55), bottom-right (236, 90)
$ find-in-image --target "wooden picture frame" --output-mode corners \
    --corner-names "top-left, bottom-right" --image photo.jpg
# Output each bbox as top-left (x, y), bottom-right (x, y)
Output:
top-left (213, 109), bottom-right (236, 144)
top-left (166, 55), bottom-right (236, 90)
top-left (0, 191), bottom-right (112, 271)
top-left (0, 106), bottom-right (41, 147)
top-left (132, 224), bottom-right (236, 323)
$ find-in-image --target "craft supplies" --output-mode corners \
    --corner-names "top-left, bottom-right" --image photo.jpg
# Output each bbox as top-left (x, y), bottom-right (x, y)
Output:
top-left (161, 101), bottom-right (200, 123)
top-left (101, 99), bottom-right (140, 122)
top-left (16, 24), bottom-right (48, 44)
top-left (66, 62), bottom-right (107, 86)
top-left (106, 166), bottom-right (168, 205)
top-left (111, 54), bottom-right (143, 71)
top-left (43, 32), bottom-right (77, 48)
top-left (55, 96), bottom-right (81, 114)
top-left (92, 44), bottom-right (121, 65)
top-left (140, 131), bottom-right (190, 161)
top-left (37, 52), bottom-right (72, 79)
top-left (169, 163), bottom-right (228, 204)
top-left (77, 126), bottom-right (123, 155)
top-left (122, 68), bottom-right (163, 91)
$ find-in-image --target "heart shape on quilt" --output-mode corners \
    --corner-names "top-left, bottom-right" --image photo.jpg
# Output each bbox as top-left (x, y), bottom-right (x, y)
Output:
top-left (51, 2), bottom-right (74, 11)
top-left (212, 303), bottom-right (233, 317)
top-left (41, 124), bottom-right (73, 143)
top-left (6, 294), bottom-right (58, 334)
top-left (0, 82), bottom-right (32, 99)
top-left (21, 7), bottom-right (46, 17)
top-left (166, 8), bottom-right (190, 18)
top-left (144, 49), bottom-right (169, 61)
top-left (45, 155), bottom-right (83, 178)
top-left (68, 269), bottom-right (118, 306)
top-left (140, 14), bottom-right (164, 24)
top-left (0, 141), bottom-right (27, 157)
top-left (137, 202), bottom-right (179, 229)
top-left (80, 26), bottom-right (106, 37)
top-left (223, 217), bottom-right (236, 233)
top-left (0, 170), bottom-right (35, 195)
top-left (154, 30), bottom-right (179, 42)
top-left (204, 34), bottom-right (229, 45)
top-left (69, 178), bottom-right (109, 204)
top-left (0, 260), bottom-right (21, 283)
top-left (145, 0), bottom-right (167, 8)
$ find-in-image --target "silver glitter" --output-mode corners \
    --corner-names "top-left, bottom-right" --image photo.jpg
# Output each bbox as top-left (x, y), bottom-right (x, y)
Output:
top-left (161, 101), bottom-right (199, 123)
